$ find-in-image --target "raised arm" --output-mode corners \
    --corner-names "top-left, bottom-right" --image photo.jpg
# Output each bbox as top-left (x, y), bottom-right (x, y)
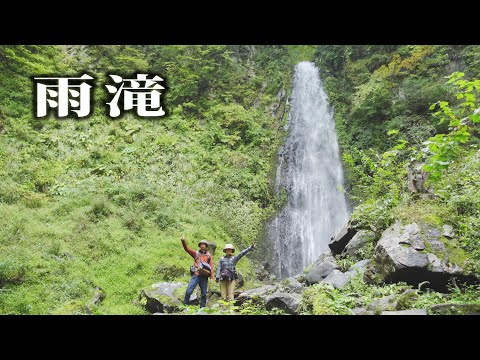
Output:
top-left (233, 244), bottom-right (254, 264)
top-left (181, 235), bottom-right (197, 258)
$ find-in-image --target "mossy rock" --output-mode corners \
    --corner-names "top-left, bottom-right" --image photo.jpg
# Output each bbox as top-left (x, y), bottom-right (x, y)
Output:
top-left (373, 221), bottom-right (479, 291)
top-left (138, 282), bottom-right (186, 313)
top-left (52, 300), bottom-right (88, 315)
top-left (396, 289), bottom-right (418, 310)
top-left (173, 284), bottom-right (199, 305)
top-left (429, 303), bottom-right (480, 315)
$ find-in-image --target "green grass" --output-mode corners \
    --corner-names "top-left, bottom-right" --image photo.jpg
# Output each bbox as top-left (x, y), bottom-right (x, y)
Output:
top-left (0, 45), bottom-right (307, 314)
top-left (0, 196), bottom-right (259, 314)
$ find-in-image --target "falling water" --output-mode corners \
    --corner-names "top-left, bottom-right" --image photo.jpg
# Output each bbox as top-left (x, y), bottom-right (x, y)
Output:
top-left (267, 61), bottom-right (349, 278)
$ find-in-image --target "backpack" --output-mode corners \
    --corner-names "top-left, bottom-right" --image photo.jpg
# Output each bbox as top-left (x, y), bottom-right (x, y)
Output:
top-left (220, 268), bottom-right (235, 281)
top-left (190, 251), bottom-right (212, 277)
top-left (219, 257), bottom-right (236, 280)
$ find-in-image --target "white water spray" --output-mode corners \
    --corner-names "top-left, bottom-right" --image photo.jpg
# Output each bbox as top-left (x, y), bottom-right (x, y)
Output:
top-left (267, 61), bottom-right (349, 278)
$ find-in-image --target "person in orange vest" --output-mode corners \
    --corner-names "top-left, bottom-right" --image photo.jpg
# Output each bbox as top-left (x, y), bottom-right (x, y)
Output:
top-left (180, 235), bottom-right (214, 308)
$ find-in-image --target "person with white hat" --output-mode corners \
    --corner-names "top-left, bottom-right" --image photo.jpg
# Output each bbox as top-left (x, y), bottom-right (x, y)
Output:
top-left (215, 242), bottom-right (255, 304)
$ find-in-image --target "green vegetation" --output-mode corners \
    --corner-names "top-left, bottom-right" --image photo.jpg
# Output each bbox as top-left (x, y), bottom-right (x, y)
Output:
top-left (0, 45), bottom-right (311, 314)
top-left (315, 45), bottom-right (480, 272)
top-left (1, 45), bottom-right (480, 314)
top-left (179, 299), bottom-right (286, 315)
top-left (290, 45), bottom-right (480, 315)
top-left (301, 273), bottom-right (480, 315)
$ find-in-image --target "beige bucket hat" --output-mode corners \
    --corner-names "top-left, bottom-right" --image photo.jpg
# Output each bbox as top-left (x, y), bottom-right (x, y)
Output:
top-left (198, 239), bottom-right (209, 247)
top-left (223, 243), bottom-right (235, 253)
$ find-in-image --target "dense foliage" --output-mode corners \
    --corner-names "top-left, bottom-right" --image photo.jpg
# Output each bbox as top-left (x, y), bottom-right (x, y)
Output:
top-left (314, 45), bottom-right (480, 236)
top-left (0, 45), bottom-right (312, 314)
top-left (1, 45), bottom-right (479, 314)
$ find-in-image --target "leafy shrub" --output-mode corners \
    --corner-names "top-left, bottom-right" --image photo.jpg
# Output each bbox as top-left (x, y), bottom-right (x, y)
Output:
top-left (422, 72), bottom-right (480, 183)
top-left (351, 198), bottom-right (396, 234)
top-left (153, 209), bottom-right (178, 230)
top-left (88, 199), bottom-right (113, 220)
top-left (122, 212), bottom-right (145, 233)
top-left (154, 264), bottom-right (185, 281)
top-left (300, 283), bottom-right (355, 315)
top-left (0, 260), bottom-right (26, 287)
top-left (351, 76), bottom-right (392, 121)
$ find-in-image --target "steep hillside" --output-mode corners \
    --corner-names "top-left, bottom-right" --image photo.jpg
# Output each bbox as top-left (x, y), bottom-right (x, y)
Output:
top-left (0, 45), bottom-right (313, 314)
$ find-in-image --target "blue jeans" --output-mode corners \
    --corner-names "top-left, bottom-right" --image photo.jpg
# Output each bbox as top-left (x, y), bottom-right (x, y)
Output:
top-left (184, 274), bottom-right (208, 307)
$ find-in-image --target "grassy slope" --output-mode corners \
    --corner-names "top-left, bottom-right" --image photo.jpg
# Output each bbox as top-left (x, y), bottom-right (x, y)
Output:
top-left (0, 45), bottom-right (314, 314)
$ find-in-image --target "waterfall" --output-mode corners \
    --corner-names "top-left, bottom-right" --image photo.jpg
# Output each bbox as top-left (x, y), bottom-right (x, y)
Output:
top-left (267, 61), bottom-right (349, 279)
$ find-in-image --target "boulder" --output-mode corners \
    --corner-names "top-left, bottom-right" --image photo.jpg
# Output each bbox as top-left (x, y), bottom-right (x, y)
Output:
top-left (139, 282), bottom-right (195, 313)
top-left (84, 287), bottom-right (106, 314)
top-left (373, 221), bottom-right (478, 291)
top-left (281, 276), bottom-right (304, 293)
top-left (265, 292), bottom-right (301, 315)
top-left (207, 290), bottom-right (220, 298)
top-left (236, 284), bottom-right (278, 305)
top-left (329, 221), bottom-right (357, 254)
top-left (305, 261), bottom-right (340, 285)
top-left (83, 286), bottom-right (107, 315)
top-left (381, 309), bottom-right (427, 315)
top-left (365, 289), bottom-right (414, 312)
top-left (235, 271), bottom-right (245, 289)
top-left (429, 303), bottom-right (480, 315)
top-left (352, 307), bottom-right (374, 315)
top-left (256, 262), bottom-right (271, 281)
top-left (154, 263), bottom-right (185, 281)
top-left (90, 286), bottom-right (106, 306)
top-left (261, 261), bottom-right (270, 271)
top-left (347, 259), bottom-right (371, 275)
top-left (367, 289), bottom-right (418, 314)
top-left (321, 270), bottom-right (350, 289)
top-left (314, 249), bottom-right (336, 263)
top-left (442, 225), bottom-right (455, 239)
top-left (207, 292), bottom-right (220, 307)
top-left (186, 290), bottom-right (199, 304)
top-left (367, 294), bottom-right (399, 314)
top-left (343, 230), bottom-right (375, 258)
top-left (293, 274), bottom-right (307, 284)
top-left (304, 250), bottom-right (340, 285)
